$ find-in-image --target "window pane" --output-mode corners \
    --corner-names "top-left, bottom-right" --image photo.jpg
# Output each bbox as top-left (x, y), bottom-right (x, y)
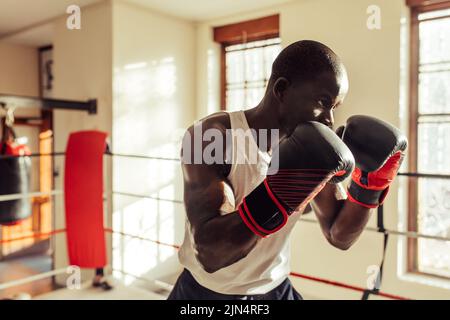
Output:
top-left (415, 8), bottom-right (450, 281)
top-left (418, 121), bottom-right (450, 174)
top-left (245, 47), bottom-right (264, 82)
top-left (419, 17), bottom-right (450, 65)
top-left (226, 43), bottom-right (245, 52)
top-left (225, 38), bottom-right (280, 111)
top-left (264, 45), bottom-right (281, 79)
top-left (417, 177), bottom-right (450, 278)
top-left (226, 51), bottom-right (244, 84)
top-left (418, 69), bottom-right (450, 114)
top-left (419, 8), bottom-right (450, 21)
top-left (246, 87), bottom-right (266, 107)
top-left (226, 88), bottom-right (245, 111)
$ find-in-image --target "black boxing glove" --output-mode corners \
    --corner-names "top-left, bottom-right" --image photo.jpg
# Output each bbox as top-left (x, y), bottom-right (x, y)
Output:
top-left (338, 115), bottom-right (408, 208)
top-left (238, 122), bottom-right (355, 237)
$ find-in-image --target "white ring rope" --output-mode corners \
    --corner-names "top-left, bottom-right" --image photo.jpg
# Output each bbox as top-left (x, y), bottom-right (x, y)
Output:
top-left (0, 268), bottom-right (67, 291)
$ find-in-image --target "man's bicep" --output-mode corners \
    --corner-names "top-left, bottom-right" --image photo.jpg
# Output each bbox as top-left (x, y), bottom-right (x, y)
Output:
top-left (183, 163), bottom-right (231, 228)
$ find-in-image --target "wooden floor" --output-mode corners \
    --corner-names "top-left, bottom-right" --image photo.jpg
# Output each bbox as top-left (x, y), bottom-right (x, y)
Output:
top-left (0, 253), bottom-right (55, 299)
top-left (0, 252), bottom-right (172, 300)
top-left (35, 281), bottom-right (168, 300)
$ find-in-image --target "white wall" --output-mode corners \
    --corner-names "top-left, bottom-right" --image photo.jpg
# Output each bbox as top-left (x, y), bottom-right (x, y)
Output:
top-left (52, 0), bottom-right (113, 282)
top-left (1, 0), bottom-right (196, 288)
top-left (196, 0), bottom-right (450, 299)
top-left (111, 0), bottom-right (196, 286)
top-left (0, 42), bottom-right (39, 96)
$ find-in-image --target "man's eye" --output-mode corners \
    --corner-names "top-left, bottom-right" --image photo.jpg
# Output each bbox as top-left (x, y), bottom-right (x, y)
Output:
top-left (318, 98), bottom-right (333, 109)
top-left (318, 99), bottom-right (328, 107)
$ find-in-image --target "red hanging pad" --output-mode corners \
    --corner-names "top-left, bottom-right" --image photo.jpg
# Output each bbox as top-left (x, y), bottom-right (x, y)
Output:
top-left (64, 131), bottom-right (107, 268)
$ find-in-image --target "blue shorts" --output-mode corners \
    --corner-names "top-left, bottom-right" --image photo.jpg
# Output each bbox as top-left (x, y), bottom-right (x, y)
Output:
top-left (167, 269), bottom-right (303, 300)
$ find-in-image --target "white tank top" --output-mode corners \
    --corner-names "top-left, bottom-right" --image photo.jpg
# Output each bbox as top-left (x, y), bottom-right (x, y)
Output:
top-left (178, 111), bottom-right (303, 295)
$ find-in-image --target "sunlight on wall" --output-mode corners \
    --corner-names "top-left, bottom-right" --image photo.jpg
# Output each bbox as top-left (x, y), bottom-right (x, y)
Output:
top-left (112, 56), bottom-right (182, 285)
top-left (112, 159), bottom-right (180, 285)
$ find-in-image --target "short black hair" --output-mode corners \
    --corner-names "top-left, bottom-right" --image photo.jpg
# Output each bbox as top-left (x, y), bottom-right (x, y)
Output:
top-left (269, 40), bottom-right (342, 85)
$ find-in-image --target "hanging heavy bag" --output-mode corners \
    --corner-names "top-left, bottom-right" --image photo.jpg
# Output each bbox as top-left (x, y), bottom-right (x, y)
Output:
top-left (0, 124), bottom-right (32, 225)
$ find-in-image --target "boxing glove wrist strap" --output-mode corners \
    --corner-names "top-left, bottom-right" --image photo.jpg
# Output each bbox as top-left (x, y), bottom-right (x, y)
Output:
top-left (238, 180), bottom-right (291, 238)
top-left (347, 181), bottom-right (389, 208)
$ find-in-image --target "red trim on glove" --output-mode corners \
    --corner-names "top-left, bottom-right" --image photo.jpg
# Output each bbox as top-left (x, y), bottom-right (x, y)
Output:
top-left (346, 191), bottom-right (379, 209)
top-left (237, 179), bottom-right (291, 237)
top-left (352, 151), bottom-right (404, 191)
top-left (238, 205), bottom-right (267, 238)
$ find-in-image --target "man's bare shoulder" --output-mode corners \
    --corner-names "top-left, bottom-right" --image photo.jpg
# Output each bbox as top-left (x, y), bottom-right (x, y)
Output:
top-left (187, 112), bottom-right (231, 134)
top-left (182, 112), bottom-right (232, 180)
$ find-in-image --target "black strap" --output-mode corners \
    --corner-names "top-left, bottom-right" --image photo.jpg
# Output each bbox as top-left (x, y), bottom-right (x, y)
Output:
top-left (361, 205), bottom-right (389, 300)
top-left (1, 117), bottom-right (7, 154)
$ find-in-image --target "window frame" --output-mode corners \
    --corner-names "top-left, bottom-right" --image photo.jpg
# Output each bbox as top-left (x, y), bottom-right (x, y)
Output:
top-left (213, 15), bottom-right (280, 110)
top-left (408, 0), bottom-right (450, 278)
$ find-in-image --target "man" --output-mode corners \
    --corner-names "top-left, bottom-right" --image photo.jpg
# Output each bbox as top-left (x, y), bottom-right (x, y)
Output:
top-left (168, 40), bottom-right (406, 300)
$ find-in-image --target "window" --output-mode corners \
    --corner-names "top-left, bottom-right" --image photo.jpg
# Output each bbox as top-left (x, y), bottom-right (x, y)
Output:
top-left (214, 15), bottom-right (280, 111)
top-left (409, 0), bottom-right (450, 279)
top-left (225, 39), bottom-right (281, 111)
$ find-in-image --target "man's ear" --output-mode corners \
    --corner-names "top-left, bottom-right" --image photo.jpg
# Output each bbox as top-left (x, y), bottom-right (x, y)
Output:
top-left (272, 77), bottom-right (290, 103)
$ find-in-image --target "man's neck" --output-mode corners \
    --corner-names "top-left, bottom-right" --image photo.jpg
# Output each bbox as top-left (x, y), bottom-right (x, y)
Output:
top-left (245, 100), bottom-right (276, 131)
top-left (243, 98), bottom-right (285, 151)
top-left (244, 97), bottom-right (287, 140)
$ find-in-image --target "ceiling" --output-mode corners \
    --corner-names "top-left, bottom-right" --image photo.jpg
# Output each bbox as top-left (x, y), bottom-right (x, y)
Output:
top-left (127, 0), bottom-right (293, 21)
top-left (0, 0), bottom-right (100, 38)
top-left (0, 0), bottom-right (293, 40)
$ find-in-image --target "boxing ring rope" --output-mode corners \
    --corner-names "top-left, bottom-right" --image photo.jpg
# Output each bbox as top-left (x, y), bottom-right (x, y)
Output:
top-left (299, 218), bottom-right (450, 243)
top-left (0, 229), bottom-right (66, 244)
top-left (1, 188), bottom-right (449, 243)
top-left (112, 191), bottom-right (184, 204)
top-left (288, 272), bottom-right (409, 300)
top-left (107, 229), bottom-right (413, 299)
top-left (1, 152), bottom-right (450, 300)
top-left (0, 190), bottom-right (63, 202)
top-left (0, 268), bottom-right (68, 291)
top-left (0, 225), bottom-right (412, 300)
top-left (2, 151), bottom-right (449, 180)
top-left (105, 228), bottom-right (181, 250)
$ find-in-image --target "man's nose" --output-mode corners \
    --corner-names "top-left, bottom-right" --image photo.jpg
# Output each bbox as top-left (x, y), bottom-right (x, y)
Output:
top-left (321, 111), bottom-right (334, 128)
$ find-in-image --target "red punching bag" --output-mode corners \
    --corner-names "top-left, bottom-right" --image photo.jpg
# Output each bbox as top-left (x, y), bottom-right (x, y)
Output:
top-left (64, 131), bottom-right (107, 268)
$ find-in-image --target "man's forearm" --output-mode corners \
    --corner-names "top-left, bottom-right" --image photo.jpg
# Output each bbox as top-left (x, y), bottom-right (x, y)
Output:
top-left (194, 212), bottom-right (259, 273)
top-left (312, 184), bottom-right (372, 250)
top-left (328, 201), bottom-right (372, 250)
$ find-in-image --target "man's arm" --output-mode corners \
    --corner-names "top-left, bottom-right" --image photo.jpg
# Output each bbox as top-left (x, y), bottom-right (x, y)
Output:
top-left (311, 184), bottom-right (372, 250)
top-left (183, 163), bottom-right (259, 273)
top-left (312, 116), bottom-right (407, 250)
top-left (182, 124), bottom-right (259, 274)
top-left (182, 118), bottom-right (355, 270)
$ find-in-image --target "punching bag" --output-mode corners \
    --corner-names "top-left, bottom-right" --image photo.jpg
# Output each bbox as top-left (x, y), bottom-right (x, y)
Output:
top-left (0, 125), bottom-right (32, 225)
top-left (64, 131), bottom-right (107, 268)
